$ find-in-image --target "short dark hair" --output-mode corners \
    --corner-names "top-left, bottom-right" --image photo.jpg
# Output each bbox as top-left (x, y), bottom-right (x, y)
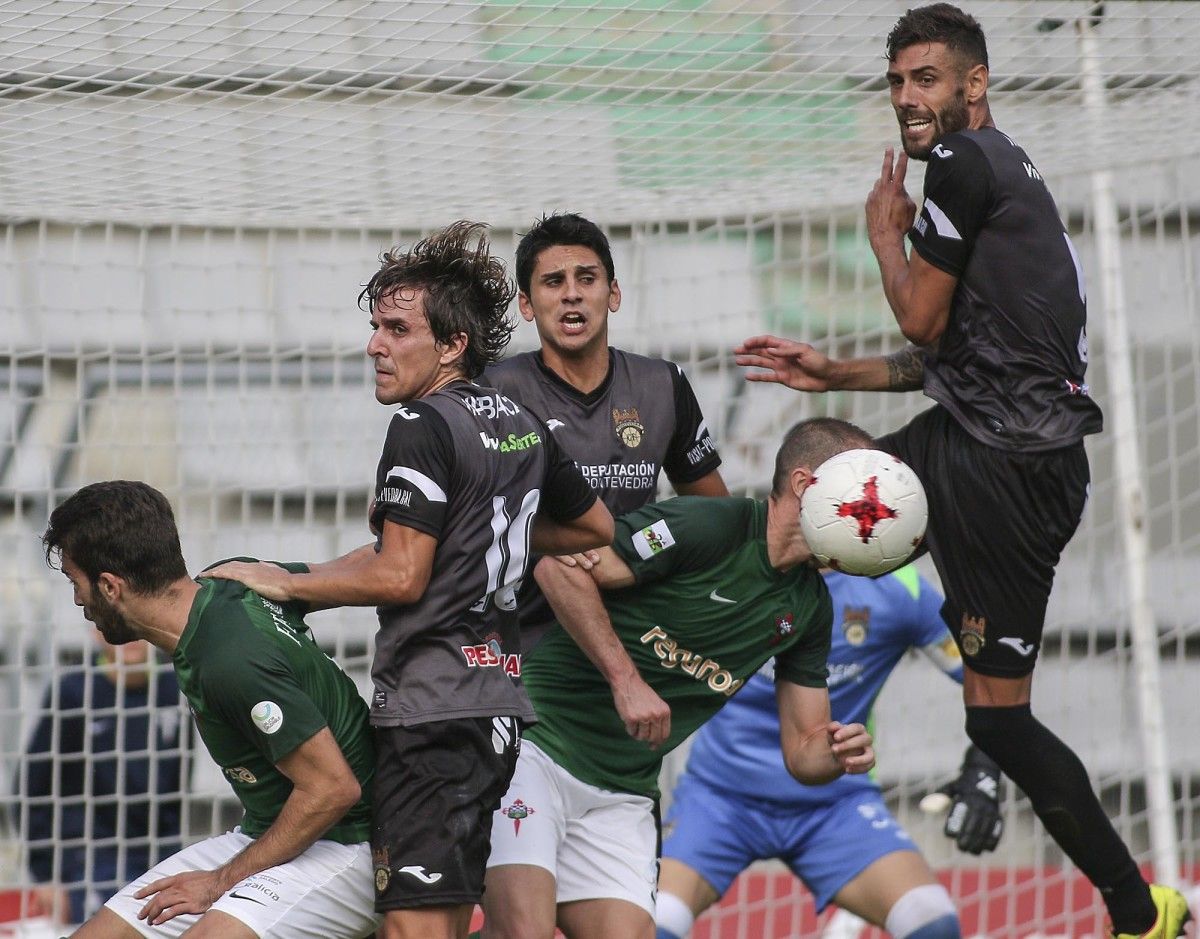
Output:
top-left (771, 418), bottom-right (875, 497)
top-left (886, 3), bottom-right (988, 71)
top-left (43, 480), bottom-right (188, 594)
top-left (515, 213), bottom-right (616, 297)
top-left (359, 220), bottom-right (517, 379)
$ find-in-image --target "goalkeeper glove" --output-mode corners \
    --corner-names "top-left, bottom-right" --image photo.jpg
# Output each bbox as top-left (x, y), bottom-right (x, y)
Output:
top-left (934, 744), bottom-right (1004, 854)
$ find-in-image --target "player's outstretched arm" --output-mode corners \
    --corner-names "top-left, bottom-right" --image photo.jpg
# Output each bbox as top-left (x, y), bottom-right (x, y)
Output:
top-left (205, 522), bottom-right (437, 609)
top-left (736, 336), bottom-right (926, 394)
top-left (776, 680), bottom-right (874, 785)
top-left (133, 727), bottom-right (360, 926)
top-left (534, 552), bottom-right (671, 748)
top-left (531, 498), bottom-right (614, 557)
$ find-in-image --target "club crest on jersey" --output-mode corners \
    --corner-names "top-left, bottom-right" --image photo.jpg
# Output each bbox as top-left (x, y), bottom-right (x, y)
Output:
top-left (633, 519), bottom-right (676, 559)
top-left (770, 612), bottom-right (795, 647)
top-left (502, 798), bottom-right (536, 835)
top-left (960, 614), bottom-right (987, 657)
top-left (841, 606), bottom-right (871, 646)
top-left (373, 847), bottom-right (390, 893)
top-left (613, 407), bottom-right (645, 448)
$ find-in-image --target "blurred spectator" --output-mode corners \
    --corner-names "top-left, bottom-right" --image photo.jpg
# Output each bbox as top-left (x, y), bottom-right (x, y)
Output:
top-left (13, 633), bottom-right (185, 926)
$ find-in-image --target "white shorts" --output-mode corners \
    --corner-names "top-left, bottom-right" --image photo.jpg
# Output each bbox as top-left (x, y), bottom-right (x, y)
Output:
top-left (486, 740), bottom-right (658, 915)
top-left (103, 830), bottom-right (381, 938)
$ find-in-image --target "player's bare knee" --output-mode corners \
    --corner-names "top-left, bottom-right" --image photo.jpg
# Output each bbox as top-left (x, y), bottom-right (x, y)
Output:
top-left (884, 884), bottom-right (959, 939)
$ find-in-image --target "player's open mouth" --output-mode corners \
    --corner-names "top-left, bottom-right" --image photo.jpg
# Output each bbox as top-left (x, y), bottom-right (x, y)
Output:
top-left (902, 118), bottom-right (932, 133)
top-left (560, 312), bottom-right (587, 334)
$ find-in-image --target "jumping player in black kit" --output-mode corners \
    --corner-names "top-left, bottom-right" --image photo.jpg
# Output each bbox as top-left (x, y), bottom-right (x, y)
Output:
top-left (208, 221), bottom-right (613, 939)
top-left (485, 213), bottom-right (727, 745)
top-left (735, 6), bottom-right (1190, 938)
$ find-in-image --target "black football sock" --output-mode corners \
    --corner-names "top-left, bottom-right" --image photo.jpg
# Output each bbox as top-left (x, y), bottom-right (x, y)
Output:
top-left (965, 704), bottom-right (1156, 934)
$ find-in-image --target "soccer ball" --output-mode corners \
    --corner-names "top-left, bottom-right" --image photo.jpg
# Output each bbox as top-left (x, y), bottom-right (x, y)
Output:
top-left (800, 448), bottom-right (928, 576)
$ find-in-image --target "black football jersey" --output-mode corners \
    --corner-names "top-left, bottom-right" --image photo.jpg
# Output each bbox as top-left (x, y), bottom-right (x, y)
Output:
top-left (909, 127), bottom-right (1103, 451)
top-left (484, 348), bottom-right (722, 633)
top-left (368, 379), bottom-right (596, 727)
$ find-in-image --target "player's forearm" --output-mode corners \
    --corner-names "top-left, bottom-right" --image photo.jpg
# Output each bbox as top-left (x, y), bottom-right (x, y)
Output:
top-left (287, 545), bottom-right (427, 607)
top-left (534, 558), bottom-right (639, 686)
top-left (211, 781), bottom-right (359, 892)
top-left (530, 500), bottom-right (614, 556)
top-left (783, 736), bottom-right (845, 786)
top-left (824, 348), bottom-right (924, 393)
top-left (872, 236), bottom-right (951, 348)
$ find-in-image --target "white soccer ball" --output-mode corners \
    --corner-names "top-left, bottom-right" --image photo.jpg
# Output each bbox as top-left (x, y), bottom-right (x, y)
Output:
top-left (799, 448), bottom-right (928, 577)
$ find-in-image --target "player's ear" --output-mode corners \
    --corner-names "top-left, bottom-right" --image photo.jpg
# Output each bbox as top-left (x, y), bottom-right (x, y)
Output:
top-left (96, 571), bottom-right (124, 603)
top-left (436, 332), bottom-right (469, 367)
top-left (790, 464), bottom-right (815, 500)
top-left (965, 63), bottom-right (988, 104)
top-left (517, 292), bottom-right (536, 323)
top-left (608, 278), bottom-right (622, 313)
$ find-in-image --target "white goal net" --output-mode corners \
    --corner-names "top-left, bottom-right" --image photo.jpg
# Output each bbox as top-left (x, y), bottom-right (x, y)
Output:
top-left (1, 1), bottom-right (1197, 935)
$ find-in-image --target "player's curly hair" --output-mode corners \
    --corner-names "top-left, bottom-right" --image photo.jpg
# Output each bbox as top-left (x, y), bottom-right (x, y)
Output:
top-left (44, 480), bottom-right (188, 593)
top-left (359, 220), bottom-right (517, 379)
top-left (886, 3), bottom-right (988, 70)
top-left (771, 418), bottom-right (875, 497)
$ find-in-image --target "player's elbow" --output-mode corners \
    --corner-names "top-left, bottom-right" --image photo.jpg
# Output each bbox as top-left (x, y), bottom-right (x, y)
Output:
top-left (325, 774), bottom-right (361, 817)
top-left (582, 506), bottom-right (615, 550)
top-left (379, 566), bottom-right (431, 606)
top-left (783, 750), bottom-right (840, 787)
top-left (896, 305), bottom-right (948, 347)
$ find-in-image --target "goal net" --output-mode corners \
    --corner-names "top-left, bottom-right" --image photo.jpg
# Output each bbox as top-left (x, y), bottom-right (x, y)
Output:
top-left (1, 1), bottom-right (1197, 934)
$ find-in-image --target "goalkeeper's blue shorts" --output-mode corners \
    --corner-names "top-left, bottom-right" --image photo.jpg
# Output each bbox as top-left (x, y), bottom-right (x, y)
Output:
top-left (662, 774), bottom-right (917, 912)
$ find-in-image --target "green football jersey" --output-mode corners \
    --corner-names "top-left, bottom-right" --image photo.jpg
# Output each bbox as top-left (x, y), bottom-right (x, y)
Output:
top-left (523, 497), bottom-right (832, 797)
top-left (175, 563), bottom-right (374, 843)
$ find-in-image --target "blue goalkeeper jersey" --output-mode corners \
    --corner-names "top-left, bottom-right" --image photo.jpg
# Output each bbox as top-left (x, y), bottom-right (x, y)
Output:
top-left (682, 567), bottom-right (960, 807)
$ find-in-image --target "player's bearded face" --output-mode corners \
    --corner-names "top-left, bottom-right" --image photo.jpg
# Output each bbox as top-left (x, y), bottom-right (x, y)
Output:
top-left (888, 43), bottom-right (974, 162)
top-left (897, 83), bottom-right (969, 160)
top-left (85, 585), bottom-right (138, 645)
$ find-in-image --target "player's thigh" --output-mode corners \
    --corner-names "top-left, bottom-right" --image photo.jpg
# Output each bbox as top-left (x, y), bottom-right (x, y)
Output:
top-left (483, 741), bottom-right (568, 938)
top-left (660, 774), bottom-right (769, 905)
top-left (555, 775), bottom-right (659, 916)
top-left (786, 792), bottom-right (918, 917)
top-left (179, 910), bottom-right (257, 939)
top-left (887, 408), bottom-right (1089, 677)
top-left (373, 717), bottom-right (522, 913)
top-left (102, 832), bottom-right (250, 938)
top-left (72, 907), bottom-right (146, 939)
top-left (557, 897), bottom-right (654, 939)
top-left (208, 839), bottom-right (378, 938)
top-left (831, 849), bottom-right (942, 928)
top-left (481, 866), bottom-right (557, 939)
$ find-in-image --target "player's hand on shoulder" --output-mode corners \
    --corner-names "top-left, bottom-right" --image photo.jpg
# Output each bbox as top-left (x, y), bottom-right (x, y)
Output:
top-left (613, 673), bottom-right (671, 749)
top-left (827, 720), bottom-right (874, 775)
top-left (203, 560), bottom-right (294, 602)
top-left (735, 335), bottom-right (834, 392)
top-left (922, 744), bottom-right (1004, 855)
top-left (134, 869), bottom-right (225, 926)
